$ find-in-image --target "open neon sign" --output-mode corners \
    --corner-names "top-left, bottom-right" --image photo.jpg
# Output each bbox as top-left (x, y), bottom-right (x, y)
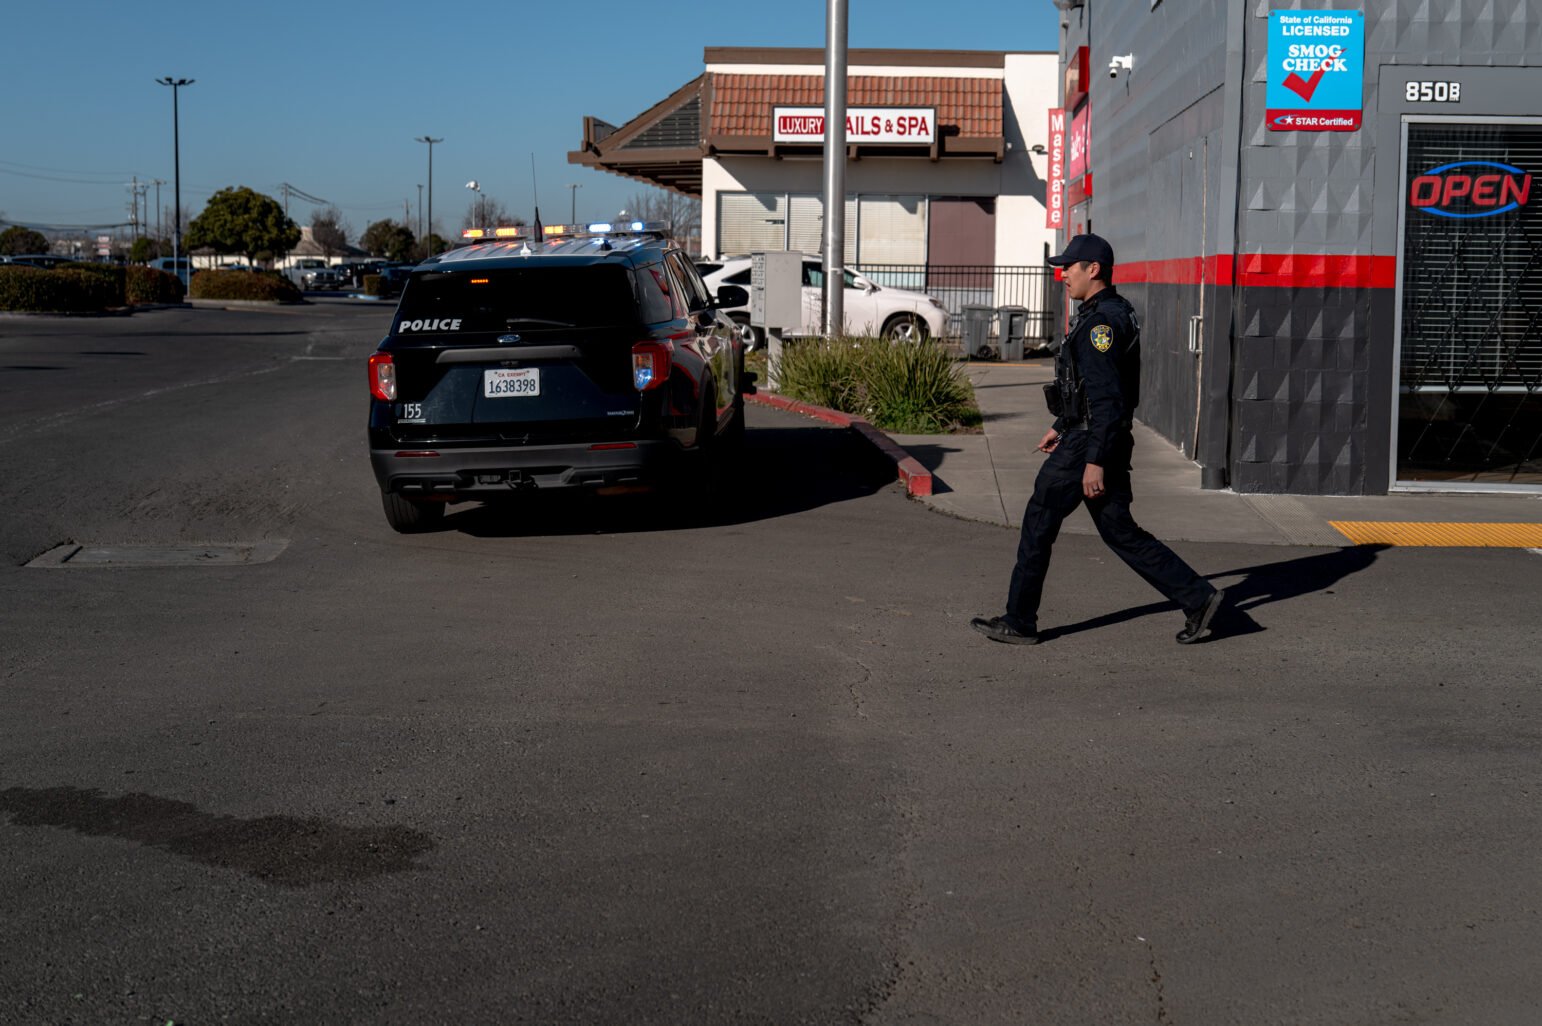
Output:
top-left (1408, 161), bottom-right (1532, 219)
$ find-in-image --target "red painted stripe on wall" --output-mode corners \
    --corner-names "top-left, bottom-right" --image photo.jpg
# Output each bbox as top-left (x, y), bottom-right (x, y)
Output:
top-left (1119, 254), bottom-right (1397, 289)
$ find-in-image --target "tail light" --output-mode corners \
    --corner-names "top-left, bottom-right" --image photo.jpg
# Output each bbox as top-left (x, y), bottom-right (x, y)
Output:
top-left (369, 352), bottom-right (397, 401)
top-left (631, 340), bottom-right (673, 391)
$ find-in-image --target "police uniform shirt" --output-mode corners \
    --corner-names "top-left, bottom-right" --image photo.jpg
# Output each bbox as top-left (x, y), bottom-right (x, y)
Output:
top-left (1055, 286), bottom-right (1142, 469)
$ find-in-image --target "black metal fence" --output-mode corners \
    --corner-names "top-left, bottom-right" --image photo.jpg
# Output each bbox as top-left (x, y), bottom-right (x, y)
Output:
top-left (856, 264), bottom-right (1058, 347)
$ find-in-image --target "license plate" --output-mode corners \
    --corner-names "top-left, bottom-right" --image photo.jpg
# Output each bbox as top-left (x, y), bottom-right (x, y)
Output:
top-left (484, 368), bottom-right (540, 398)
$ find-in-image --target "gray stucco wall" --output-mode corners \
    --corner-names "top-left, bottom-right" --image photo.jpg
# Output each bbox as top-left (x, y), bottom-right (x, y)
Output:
top-left (1059, 0), bottom-right (1542, 494)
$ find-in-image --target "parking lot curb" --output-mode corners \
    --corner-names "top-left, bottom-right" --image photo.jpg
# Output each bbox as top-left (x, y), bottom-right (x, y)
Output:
top-left (747, 393), bottom-right (933, 498)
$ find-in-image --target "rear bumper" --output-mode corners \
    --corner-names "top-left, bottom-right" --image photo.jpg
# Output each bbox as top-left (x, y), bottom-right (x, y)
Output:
top-left (370, 440), bottom-right (676, 497)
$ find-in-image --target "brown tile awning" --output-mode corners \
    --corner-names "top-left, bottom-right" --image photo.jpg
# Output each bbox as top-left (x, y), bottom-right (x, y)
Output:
top-left (708, 74), bottom-right (1002, 141)
top-left (569, 67), bottom-right (1006, 197)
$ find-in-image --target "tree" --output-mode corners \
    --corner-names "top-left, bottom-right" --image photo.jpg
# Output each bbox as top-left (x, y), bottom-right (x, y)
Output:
top-left (185, 187), bottom-right (301, 266)
top-left (129, 237), bottom-right (169, 263)
top-left (412, 234), bottom-right (449, 262)
top-left (311, 205), bottom-right (350, 259)
top-left (0, 226), bottom-right (50, 255)
top-left (360, 219), bottom-right (417, 262)
top-left (459, 195), bottom-right (524, 231)
top-left (626, 188), bottom-right (701, 252)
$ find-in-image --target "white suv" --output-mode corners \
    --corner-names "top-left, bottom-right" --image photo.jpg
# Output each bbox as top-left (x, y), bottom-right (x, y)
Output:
top-left (699, 255), bottom-right (949, 347)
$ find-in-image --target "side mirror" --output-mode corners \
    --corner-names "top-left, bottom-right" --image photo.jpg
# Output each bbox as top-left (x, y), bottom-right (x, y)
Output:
top-left (714, 284), bottom-right (749, 308)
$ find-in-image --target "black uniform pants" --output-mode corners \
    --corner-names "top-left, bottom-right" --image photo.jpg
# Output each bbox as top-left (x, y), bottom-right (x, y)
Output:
top-left (1005, 430), bottom-right (1215, 630)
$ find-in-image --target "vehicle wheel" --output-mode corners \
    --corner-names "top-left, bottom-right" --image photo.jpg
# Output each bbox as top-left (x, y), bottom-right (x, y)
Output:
top-left (729, 315), bottom-right (763, 351)
top-left (381, 491), bottom-right (446, 533)
top-left (882, 313), bottom-right (928, 343)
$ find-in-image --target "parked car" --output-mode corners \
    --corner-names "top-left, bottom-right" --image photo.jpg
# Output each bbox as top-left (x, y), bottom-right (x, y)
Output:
top-left (336, 259), bottom-right (387, 289)
top-left (148, 256), bottom-right (191, 275)
top-left (301, 266), bottom-right (344, 291)
top-left (1, 253), bottom-right (71, 269)
top-left (284, 258), bottom-right (330, 288)
top-left (374, 263), bottom-right (415, 299)
top-left (366, 225), bottom-right (750, 532)
top-left (698, 254), bottom-right (949, 346)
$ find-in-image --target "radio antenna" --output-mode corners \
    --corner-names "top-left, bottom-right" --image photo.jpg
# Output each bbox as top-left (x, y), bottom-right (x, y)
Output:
top-left (530, 153), bottom-right (540, 211)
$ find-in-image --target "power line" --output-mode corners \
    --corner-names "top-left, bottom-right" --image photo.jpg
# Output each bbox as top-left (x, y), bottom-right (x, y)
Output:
top-left (0, 166), bottom-right (137, 185)
top-left (0, 158), bottom-right (141, 177)
top-left (278, 182), bottom-right (331, 214)
top-left (1, 217), bottom-right (135, 231)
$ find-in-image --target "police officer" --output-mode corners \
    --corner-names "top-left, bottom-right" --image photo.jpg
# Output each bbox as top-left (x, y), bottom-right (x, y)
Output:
top-left (971, 233), bottom-right (1225, 645)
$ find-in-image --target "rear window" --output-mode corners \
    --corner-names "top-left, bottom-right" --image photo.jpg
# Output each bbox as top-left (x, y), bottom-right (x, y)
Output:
top-left (396, 266), bottom-right (639, 331)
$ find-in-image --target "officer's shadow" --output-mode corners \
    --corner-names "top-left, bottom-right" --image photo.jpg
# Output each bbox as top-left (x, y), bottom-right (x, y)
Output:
top-left (1038, 543), bottom-right (1389, 643)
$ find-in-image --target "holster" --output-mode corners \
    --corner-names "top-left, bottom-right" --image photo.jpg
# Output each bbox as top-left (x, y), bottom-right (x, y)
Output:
top-left (1043, 382), bottom-right (1064, 417)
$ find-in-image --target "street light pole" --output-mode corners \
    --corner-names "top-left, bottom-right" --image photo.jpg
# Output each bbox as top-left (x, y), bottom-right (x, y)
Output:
top-left (156, 76), bottom-right (194, 287)
top-left (465, 181), bottom-right (483, 229)
top-left (415, 136), bottom-right (442, 256)
top-left (568, 183), bottom-right (581, 223)
top-left (417, 183), bottom-right (423, 241)
top-left (821, 0), bottom-right (848, 336)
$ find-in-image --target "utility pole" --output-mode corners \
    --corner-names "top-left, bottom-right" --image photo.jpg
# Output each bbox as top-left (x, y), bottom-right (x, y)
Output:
top-left (128, 176), bottom-right (141, 241)
top-left (415, 136), bottom-right (442, 255)
top-left (155, 76), bottom-right (194, 288)
top-left (281, 182), bottom-right (290, 216)
top-left (150, 179), bottom-right (166, 245)
top-left (821, 0), bottom-right (848, 335)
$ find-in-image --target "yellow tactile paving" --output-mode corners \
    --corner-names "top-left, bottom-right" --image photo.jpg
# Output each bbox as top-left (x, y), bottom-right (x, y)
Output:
top-left (1329, 521), bottom-right (1542, 547)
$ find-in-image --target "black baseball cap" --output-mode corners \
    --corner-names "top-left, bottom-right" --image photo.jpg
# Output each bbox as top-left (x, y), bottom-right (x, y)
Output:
top-left (1047, 233), bottom-right (1115, 269)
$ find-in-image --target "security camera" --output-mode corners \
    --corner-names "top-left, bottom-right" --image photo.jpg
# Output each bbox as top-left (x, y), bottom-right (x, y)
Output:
top-left (1109, 54), bottom-right (1134, 77)
top-left (1109, 61), bottom-right (1120, 78)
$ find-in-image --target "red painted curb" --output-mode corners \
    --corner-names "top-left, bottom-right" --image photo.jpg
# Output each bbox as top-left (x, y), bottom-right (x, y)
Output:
top-left (747, 392), bottom-right (934, 498)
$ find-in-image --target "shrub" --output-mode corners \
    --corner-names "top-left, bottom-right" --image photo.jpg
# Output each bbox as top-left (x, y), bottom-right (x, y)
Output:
top-left (189, 269), bottom-right (301, 302)
top-left (0, 266), bottom-right (123, 312)
top-left (126, 266), bottom-right (185, 305)
top-left (775, 336), bottom-right (980, 434)
top-left (61, 262), bottom-right (127, 305)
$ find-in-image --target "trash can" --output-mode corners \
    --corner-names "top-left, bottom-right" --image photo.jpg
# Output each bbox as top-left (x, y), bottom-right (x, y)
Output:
top-left (962, 304), bottom-right (996, 359)
top-left (997, 305), bottom-right (1030, 362)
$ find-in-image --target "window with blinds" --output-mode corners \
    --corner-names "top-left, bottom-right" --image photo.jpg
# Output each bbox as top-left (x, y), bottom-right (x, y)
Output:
top-left (717, 193), bottom-right (787, 256)
top-left (857, 195), bottom-right (927, 265)
top-left (787, 195), bottom-right (857, 261)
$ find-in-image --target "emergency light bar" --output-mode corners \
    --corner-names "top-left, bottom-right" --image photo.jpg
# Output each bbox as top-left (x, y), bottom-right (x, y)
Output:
top-left (539, 221), bottom-right (669, 238)
top-left (461, 226), bottom-right (528, 240)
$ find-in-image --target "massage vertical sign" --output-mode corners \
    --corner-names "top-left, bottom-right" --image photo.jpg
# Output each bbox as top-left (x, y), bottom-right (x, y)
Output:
top-left (1047, 108), bottom-right (1066, 229)
top-left (1266, 10), bottom-right (1364, 131)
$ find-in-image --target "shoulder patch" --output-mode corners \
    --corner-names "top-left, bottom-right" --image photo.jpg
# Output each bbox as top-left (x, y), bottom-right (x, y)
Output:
top-left (1090, 323), bottom-right (1113, 352)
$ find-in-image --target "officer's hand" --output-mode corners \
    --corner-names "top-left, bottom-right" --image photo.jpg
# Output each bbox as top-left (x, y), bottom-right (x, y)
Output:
top-left (1037, 429), bottom-right (1060, 453)
top-left (1083, 463), bottom-right (1106, 499)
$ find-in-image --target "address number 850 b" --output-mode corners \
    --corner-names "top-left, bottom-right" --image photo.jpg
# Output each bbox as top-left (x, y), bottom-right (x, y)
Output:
top-left (1406, 81), bottom-right (1460, 103)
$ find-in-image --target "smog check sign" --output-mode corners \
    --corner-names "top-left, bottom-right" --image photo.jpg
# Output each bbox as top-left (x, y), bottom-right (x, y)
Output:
top-left (1266, 10), bottom-right (1364, 132)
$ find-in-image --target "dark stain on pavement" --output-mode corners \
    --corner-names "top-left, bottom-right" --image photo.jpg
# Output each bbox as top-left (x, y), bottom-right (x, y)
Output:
top-left (0, 786), bottom-right (434, 886)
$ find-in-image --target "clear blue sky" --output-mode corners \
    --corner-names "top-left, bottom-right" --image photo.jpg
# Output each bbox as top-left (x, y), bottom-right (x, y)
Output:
top-left (0, 0), bottom-right (1059, 242)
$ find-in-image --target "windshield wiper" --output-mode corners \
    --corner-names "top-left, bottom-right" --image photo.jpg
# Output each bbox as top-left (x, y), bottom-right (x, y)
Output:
top-left (504, 317), bottom-right (576, 328)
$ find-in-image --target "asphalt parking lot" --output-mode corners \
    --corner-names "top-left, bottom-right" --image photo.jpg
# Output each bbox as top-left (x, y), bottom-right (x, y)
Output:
top-left (1, 302), bottom-right (1538, 1025)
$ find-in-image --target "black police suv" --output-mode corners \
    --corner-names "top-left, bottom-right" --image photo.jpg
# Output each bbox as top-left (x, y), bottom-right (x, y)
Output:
top-left (366, 225), bottom-right (751, 532)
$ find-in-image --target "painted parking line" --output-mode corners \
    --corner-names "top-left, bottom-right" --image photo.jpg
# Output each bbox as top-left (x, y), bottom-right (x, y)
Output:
top-left (1330, 521), bottom-right (1542, 547)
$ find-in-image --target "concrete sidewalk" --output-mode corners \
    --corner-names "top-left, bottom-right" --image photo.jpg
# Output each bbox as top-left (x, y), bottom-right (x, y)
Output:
top-left (890, 360), bottom-right (1542, 548)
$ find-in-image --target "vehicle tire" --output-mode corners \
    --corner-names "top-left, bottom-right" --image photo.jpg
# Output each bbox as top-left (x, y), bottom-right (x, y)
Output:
top-left (728, 314), bottom-right (763, 351)
top-left (381, 491), bottom-right (446, 533)
top-left (882, 313), bottom-right (928, 343)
